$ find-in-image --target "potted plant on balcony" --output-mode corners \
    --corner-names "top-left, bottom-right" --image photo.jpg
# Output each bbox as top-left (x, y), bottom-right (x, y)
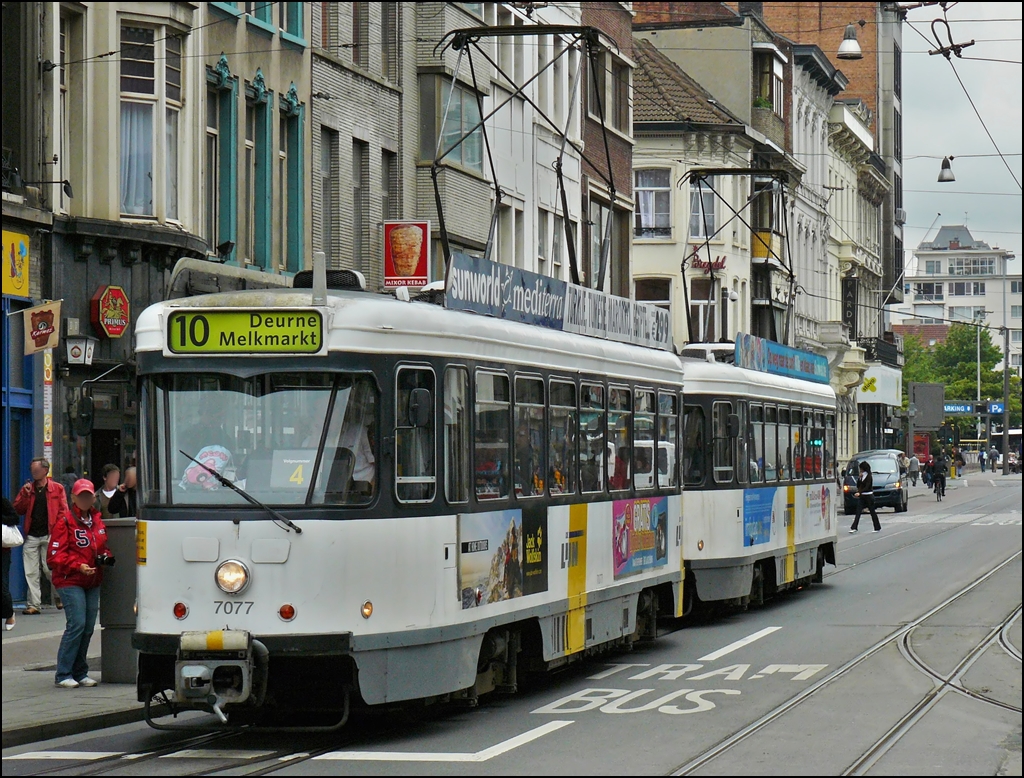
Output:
top-left (753, 95), bottom-right (772, 109)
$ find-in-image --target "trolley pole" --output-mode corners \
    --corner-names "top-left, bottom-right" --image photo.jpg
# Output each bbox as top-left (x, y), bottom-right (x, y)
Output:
top-left (1003, 326), bottom-right (1010, 476)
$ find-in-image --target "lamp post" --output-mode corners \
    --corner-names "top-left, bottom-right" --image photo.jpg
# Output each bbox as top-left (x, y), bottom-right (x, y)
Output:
top-left (975, 309), bottom-right (985, 440)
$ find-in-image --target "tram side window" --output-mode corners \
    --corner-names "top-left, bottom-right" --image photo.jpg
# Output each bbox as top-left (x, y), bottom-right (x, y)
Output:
top-left (444, 367), bottom-right (470, 504)
top-left (812, 410), bottom-right (826, 479)
top-left (778, 407), bottom-right (791, 480)
top-left (549, 380), bottom-right (577, 496)
top-left (764, 406), bottom-right (778, 481)
top-left (515, 377), bottom-right (545, 498)
top-left (825, 412), bottom-right (836, 479)
top-left (475, 371), bottom-right (510, 500)
top-left (395, 368), bottom-right (436, 503)
top-left (608, 386), bottom-right (632, 491)
top-left (682, 404), bottom-right (706, 485)
top-left (735, 401), bottom-right (750, 485)
top-left (750, 404), bottom-right (764, 484)
top-left (140, 379), bottom-right (165, 505)
top-left (579, 383), bottom-right (605, 493)
top-left (801, 410), bottom-right (814, 480)
top-left (634, 390), bottom-right (655, 490)
top-left (712, 401), bottom-right (734, 484)
top-left (657, 392), bottom-right (678, 488)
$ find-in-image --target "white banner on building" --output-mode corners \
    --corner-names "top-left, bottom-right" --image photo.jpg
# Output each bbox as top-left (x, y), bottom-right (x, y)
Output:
top-left (856, 363), bottom-right (902, 406)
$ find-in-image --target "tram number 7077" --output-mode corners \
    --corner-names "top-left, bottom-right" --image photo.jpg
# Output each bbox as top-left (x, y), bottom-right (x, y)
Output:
top-left (214, 601), bottom-right (255, 615)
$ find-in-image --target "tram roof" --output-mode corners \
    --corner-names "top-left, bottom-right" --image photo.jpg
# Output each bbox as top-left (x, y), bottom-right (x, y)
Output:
top-left (135, 287), bottom-right (683, 383)
top-left (679, 356), bottom-right (837, 406)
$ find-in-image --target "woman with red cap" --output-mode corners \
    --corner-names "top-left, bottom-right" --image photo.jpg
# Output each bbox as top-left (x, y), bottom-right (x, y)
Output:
top-left (48, 478), bottom-right (114, 688)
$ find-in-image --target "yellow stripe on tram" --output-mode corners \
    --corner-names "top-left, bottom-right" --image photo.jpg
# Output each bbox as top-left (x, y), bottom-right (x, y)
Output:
top-left (206, 630), bottom-right (224, 651)
top-left (566, 503), bottom-right (588, 655)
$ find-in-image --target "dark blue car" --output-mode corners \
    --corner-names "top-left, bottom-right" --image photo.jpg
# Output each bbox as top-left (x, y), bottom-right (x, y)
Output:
top-left (842, 450), bottom-right (908, 514)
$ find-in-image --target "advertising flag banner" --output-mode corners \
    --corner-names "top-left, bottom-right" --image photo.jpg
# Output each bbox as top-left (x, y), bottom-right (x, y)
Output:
top-left (383, 221), bottom-right (430, 288)
top-left (3, 229), bottom-right (32, 298)
top-left (22, 300), bottom-right (62, 355)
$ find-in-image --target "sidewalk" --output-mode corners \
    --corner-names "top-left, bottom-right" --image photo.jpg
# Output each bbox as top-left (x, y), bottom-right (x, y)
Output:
top-left (1, 607), bottom-right (146, 748)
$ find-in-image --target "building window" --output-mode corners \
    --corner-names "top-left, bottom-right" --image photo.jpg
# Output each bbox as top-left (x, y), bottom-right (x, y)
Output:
top-left (689, 177), bottom-right (716, 239)
top-left (278, 2), bottom-right (303, 38)
top-left (352, 2), bottom-right (369, 68)
top-left (635, 169), bottom-right (671, 238)
top-left (419, 76), bottom-right (483, 173)
top-left (352, 140), bottom-right (368, 273)
top-left (242, 102), bottom-right (256, 262)
top-left (205, 86), bottom-right (220, 250)
top-left (913, 282), bottom-right (943, 301)
top-left (754, 53), bottom-right (784, 117)
top-left (246, 1), bottom-right (272, 24)
top-left (382, 3), bottom-right (399, 82)
top-left (925, 260), bottom-right (942, 275)
top-left (949, 257), bottom-right (995, 276)
top-left (120, 26), bottom-right (158, 216)
top-left (589, 198), bottom-right (611, 289)
top-left (1012, 330), bottom-right (1022, 344)
top-left (320, 127), bottom-right (337, 265)
top-left (635, 278), bottom-right (671, 313)
top-left (382, 149), bottom-right (397, 222)
top-left (894, 41), bottom-right (902, 100)
top-left (1012, 305), bottom-right (1022, 319)
top-left (949, 306), bottom-right (986, 322)
top-left (320, 2), bottom-right (338, 50)
top-left (893, 108), bottom-right (902, 163)
top-left (1010, 280), bottom-right (1022, 294)
top-left (690, 277), bottom-right (716, 342)
top-left (948, 281), bottom-right (986, 296)
top-left (588, 49), bottom-right (629, 133)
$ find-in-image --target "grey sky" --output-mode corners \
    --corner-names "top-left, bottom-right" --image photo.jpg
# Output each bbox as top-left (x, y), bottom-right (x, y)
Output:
top-left (901, 2), bottom-right (1022, 260)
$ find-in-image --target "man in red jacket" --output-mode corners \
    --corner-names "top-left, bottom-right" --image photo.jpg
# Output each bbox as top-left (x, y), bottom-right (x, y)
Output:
top-left (49, 479), bottom-right (113, 688)
top-left (13, 457), bottom-right (69, 614)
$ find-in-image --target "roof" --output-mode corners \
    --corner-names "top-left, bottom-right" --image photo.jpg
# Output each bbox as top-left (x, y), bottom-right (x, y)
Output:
top-left (632, 37), bottom-right (742, 126)
top-left (891, 323), bottom-right (951, 345)
top-left (918, 225), bottom-right (991, 251)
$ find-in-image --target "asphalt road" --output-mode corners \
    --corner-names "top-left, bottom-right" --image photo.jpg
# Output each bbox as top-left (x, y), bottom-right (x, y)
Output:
top-left (3, 475), bottom-right (1021, 776)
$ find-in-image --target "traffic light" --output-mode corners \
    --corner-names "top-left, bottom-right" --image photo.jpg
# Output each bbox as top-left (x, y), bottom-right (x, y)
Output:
top-left (953, 422), bottom-right (960, 445)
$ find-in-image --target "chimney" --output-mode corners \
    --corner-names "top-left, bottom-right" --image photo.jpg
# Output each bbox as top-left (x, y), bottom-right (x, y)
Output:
top-left (738, 2), bottom-right (763, 17)
top-left (949, 239), bottom-right (960, 249)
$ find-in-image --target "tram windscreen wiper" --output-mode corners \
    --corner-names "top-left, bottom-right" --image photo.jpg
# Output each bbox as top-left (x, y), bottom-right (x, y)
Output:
top-left (178, 450), bottom-right (303, 535)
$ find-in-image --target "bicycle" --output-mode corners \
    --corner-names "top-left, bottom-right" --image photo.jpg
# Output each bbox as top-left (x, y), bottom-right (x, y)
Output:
top-left (934, 477), bottom-right (944, 502)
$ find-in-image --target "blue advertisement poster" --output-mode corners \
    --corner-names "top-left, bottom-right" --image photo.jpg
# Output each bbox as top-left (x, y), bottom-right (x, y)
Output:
top-left (743, 487), bottom-right (776, 546)
top-left (612, 497), bottom-right (669, 579)
top-left (735, 333), bottom-right (830, 384)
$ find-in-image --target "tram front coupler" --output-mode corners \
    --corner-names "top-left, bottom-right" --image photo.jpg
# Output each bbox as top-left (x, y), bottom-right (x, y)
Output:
top-left (174, 630), bottom-right (269, 723)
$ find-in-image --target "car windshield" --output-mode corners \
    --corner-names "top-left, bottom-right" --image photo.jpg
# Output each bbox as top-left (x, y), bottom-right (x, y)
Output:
top-left (143, 372), bottom-right (378, 506)
top-left (861, 457), bottom-right (897, 474)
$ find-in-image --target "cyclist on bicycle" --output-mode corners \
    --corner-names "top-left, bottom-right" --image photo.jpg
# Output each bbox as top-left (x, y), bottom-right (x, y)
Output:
top-left (932, 450), bottom-right (948, 498)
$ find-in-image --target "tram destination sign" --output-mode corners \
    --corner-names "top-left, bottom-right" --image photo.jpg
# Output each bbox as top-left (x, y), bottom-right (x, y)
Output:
top-left (446, 252), bottom-right (671, 350)
top-left (166, 309), bottom-right (324, 355)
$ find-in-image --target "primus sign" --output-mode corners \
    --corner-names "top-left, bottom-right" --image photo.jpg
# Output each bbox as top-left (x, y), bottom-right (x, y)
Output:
top-left (446, 252), bottom-right (671, 351)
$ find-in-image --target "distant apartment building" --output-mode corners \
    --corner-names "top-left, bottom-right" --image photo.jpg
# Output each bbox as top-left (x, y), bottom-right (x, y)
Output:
top-left (893, 225), bottom-right (1021, 373)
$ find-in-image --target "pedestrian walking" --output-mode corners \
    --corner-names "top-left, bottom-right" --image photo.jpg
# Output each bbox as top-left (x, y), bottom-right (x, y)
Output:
top-left (849, 461), bottom-right (881, 533)
top-left (908, 453), bottom-right (920, 486)
top-left (12, 458), bottom-right (69, 614)
top-left (107, 466), bottom-right (137, 518)
top-left (989, 445), bottom-right (999, 473)
top-left (978, 448), bottom-right (986, 472)
top-left (49, 479), bottom-right (114, 688)
top-left (2, 496), bottom-right (20, 631)
top-left (953, 448), bottom-right (965, 478)
top-left (94, 464), bottom-right (121, 520)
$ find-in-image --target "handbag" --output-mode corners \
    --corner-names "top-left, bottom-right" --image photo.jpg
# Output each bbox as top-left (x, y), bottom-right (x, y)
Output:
top-left (2, 523), bottom-right (24, 549)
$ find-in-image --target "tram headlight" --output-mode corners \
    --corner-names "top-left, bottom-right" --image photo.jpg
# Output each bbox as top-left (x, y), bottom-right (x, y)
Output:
top-left (215, 560), bottom-right (250, 594)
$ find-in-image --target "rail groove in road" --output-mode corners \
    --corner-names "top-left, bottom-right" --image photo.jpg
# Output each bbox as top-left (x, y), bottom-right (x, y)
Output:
top-left (669, 548), bottom-right (1023, 776)
top-left (999, 610), bottom-right (1023, 663)
top-left (846, 604), bottom-right (1024, 776)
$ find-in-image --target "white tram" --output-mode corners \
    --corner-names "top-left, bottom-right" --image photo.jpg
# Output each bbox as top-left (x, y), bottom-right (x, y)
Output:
top-left (678, 347), bottom-right (838, 610)
top-left (132, 269), bottom-right (687, 727)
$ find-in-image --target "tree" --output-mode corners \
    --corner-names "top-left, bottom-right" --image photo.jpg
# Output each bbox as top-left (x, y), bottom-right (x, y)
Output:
top-left (900, 334), bottom-right (937, 407)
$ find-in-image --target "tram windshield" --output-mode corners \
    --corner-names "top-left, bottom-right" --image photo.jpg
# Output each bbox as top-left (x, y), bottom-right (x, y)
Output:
top-left (142, 372), bottom-right (378, 506)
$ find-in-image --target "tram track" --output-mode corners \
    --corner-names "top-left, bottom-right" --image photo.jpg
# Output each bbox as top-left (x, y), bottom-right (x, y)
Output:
top-left (669, 547), bottom-right (1022, 776)
top-left (845, 604), bottom-right (1024, 776)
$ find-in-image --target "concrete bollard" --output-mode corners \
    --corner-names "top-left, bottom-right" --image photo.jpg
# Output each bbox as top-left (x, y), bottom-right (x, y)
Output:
top-left (100, 518), bottom-right (138, 684)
